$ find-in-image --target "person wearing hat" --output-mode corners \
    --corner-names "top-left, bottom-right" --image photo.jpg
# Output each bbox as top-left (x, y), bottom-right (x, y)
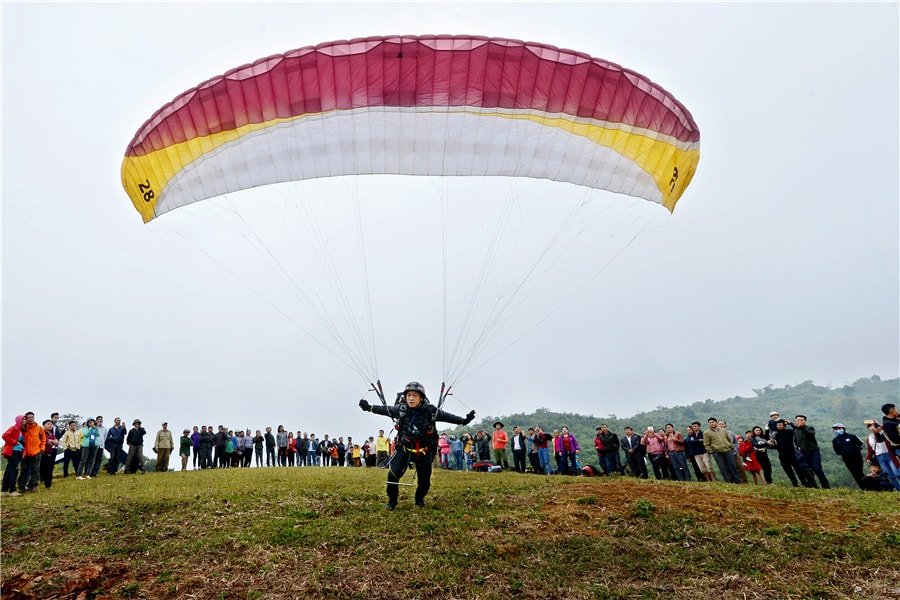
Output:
top-left (125, 419), bottom-right (147, 474)
top-left (359, 381), bottom-right (475, 509)
top-left (766, 412), bottom-right (781, 439)
top-left (179, 429), bottom-right (193, 471)
top-left (491, 421), bottom-right (509, 470)
top-left (153, 422), bottom-right (174, 472)
top-left (830, 423), bottom-right (865, 488)
top-left (865, 420), bottom-right (900, 491)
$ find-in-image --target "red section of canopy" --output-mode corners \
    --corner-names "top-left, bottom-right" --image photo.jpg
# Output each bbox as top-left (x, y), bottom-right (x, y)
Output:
top-left (126, 35), bottom-right (699, 158)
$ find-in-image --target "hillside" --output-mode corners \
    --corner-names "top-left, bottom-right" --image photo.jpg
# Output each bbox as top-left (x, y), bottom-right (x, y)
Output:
top-left (1, 467), bottom-right (897, 599)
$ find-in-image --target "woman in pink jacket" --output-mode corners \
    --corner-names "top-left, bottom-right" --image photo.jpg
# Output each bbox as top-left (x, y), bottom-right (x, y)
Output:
top-left (438, 433), bottom-right (451, 469)
top-left (554, 426), bottom-right (580, 475)
top-left (2, 415), bottom-right (25, 496)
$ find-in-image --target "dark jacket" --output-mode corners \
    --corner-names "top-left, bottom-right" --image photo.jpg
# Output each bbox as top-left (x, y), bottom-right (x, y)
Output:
top-left (475, 435), bottom-right (491, 460)
top-left (793, 426), bottom-right (820, 453)
top-left (598, 432), bottom-right (620, 454)
top-left (621, 433), bottom-right (645, 457)
top-left (750, 435), bottom-right (770, 454)
top-left (126, 426), bottom-right (146, 447)
top-left (531, 432), bottom-right (552, 449)
top-left (198, 431), bottom-right (214, 450)
top-left (882, 416), bottom-right (900, 448)
top-left (772, 428), bottom-right (796, 457)
top-left (831, 432), bottom-right (864, 456)
top-left (370, 401), bottom-right (469, 449)
top-left (105, 424), bottom-right (127, 447)
top-left (685, 431), bottom-right (706, 457)
top-left (511, 432), bottom-right (527, 452)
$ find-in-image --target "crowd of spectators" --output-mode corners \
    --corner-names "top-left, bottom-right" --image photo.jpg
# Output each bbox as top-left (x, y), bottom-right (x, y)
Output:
top-left (3, 404), bottom-right (898, 496)
top-left (446, 409), bottom-right (898, 492)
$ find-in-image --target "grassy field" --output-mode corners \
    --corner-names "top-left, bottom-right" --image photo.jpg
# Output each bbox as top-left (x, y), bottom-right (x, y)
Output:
top-left (1, 466), bottom-right (898, 599)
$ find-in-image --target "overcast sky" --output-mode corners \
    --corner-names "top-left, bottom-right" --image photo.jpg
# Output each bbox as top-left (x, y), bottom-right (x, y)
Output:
top-left (2, 2), bottom-right (898, 441)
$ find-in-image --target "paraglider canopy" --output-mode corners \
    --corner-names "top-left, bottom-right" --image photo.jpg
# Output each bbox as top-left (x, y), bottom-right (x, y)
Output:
top-left (122, 35), bottom-right (700, 223)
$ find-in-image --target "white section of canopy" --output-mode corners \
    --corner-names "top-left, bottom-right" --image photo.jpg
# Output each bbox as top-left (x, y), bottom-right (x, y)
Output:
top-left (153, 107), bottom-right (662, 219)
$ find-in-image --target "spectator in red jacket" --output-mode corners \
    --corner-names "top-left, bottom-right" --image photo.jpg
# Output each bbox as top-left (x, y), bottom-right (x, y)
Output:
top-left (2, 415), bottom-right (25, 496)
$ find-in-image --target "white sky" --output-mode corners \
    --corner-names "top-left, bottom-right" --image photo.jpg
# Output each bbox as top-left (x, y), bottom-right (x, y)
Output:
top-left (2, 2), bottom-right (898, 441)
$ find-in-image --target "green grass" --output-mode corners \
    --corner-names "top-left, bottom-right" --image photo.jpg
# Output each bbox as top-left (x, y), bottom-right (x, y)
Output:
top-left (2, 467), bottom-right (898, 599)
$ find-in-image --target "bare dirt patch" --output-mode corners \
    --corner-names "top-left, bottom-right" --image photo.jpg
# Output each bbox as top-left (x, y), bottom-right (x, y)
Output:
top-left (541, 479), bottom-right (890, 534)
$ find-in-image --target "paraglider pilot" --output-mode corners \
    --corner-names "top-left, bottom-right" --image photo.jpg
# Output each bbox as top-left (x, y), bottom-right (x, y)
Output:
top-left (359, 381), bottom-right (475, 510)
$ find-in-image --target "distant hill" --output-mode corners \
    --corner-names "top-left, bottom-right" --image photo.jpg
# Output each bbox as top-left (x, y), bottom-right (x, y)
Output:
top-left (446, 375), bottom-right (898, 488)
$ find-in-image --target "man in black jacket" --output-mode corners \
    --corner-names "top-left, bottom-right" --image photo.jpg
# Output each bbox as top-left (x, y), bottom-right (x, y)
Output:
top-left (359, 381), bottom-right (474, 510)
top-left (264, 427), bottom-right (276, 467)
top-left (597, 424), bottom-right (624, 476)
top-left (621, 426), bottom-right (647, 479)
top-left (882, 403), bottom-right (900, 458)
top-left (213, 426), bottom-right (227, 468)
top-left (793, 415), bottom-right (830, 489)
top-left (197, 426), bottom-right (215, 469)
top-left (124, 419), bottom-right (147, 474)
top-left (771, 419), bottom-right (801, 487)
top-left (831, 423), bottom-right (865, 488)
top-left (104, 417), bottom-right (127, 475)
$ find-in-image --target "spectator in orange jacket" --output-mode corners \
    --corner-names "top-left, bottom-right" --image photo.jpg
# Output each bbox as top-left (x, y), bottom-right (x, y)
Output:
top-left (491, 421), bottom-right (509, 470)
top-left (18, 412), bottom-right (46, 493)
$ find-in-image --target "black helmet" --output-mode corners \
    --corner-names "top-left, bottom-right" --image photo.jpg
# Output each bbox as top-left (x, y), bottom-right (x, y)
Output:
top-left (404, 381), bottom-right (427, 400)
